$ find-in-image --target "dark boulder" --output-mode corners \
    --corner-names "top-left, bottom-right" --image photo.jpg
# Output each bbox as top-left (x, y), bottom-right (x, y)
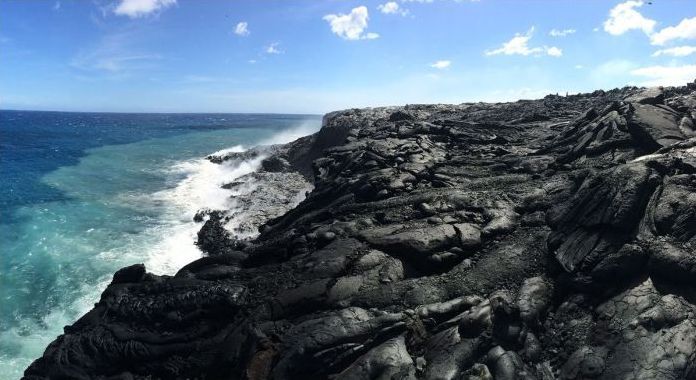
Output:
top-left (389, 110), bottom-right (415, 122)
top-left (112, 263), bottom-right (146, 284)
top-left (628, 103), bottom-right (685, 149)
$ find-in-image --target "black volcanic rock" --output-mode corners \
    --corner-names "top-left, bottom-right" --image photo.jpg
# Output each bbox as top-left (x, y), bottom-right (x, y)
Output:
top-left (24, 82), bottom-right (696, 380)
top-left (112, 263), bottom-right (146, 284)
top-left (197, 212), bottom-right (239, 256)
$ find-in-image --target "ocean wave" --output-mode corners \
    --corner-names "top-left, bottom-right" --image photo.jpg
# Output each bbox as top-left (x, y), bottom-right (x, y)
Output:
top-left (103, 123), bottom-right (320, 276)
top-left (0, 121), bottom-right (321, 379)
top-left (139, 154), bottom-right (267, 275)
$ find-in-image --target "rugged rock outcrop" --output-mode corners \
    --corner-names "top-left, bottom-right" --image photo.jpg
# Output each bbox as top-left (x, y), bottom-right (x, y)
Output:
top-left (25, 82), bottom-right (696, 380)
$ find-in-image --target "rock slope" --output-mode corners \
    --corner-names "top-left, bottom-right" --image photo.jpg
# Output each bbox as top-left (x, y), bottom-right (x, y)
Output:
top-left (24, 82), bottom-right (696, 380)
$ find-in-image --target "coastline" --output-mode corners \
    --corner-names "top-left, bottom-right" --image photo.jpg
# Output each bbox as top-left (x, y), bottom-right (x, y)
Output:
top-left (23, 82), bottom-right (696, 379)
top-left (0, 115), bottom-right (321, 379)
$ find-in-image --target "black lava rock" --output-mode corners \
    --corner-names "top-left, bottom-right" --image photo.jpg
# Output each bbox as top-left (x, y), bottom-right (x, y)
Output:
top-left (24, 82), bottom-right (696, 380)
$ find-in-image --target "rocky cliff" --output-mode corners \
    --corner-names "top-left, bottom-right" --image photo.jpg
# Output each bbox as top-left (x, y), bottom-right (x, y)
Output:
top-left (24, 82), bottom-right (696, 380)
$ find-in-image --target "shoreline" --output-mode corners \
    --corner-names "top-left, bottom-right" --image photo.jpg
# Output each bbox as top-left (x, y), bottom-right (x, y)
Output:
top-left (0, 119), bottom-right (320, 379)
top-left (23, 82), bottom-right (696, 379)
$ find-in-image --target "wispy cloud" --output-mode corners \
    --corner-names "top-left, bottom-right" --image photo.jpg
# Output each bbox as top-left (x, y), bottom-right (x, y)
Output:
top-left (71, 30), bottom-right (161, 75)
top-left (590, 59), bottom-right (636, 82)
top-left (631, 64), bottom-right (696, 86)
top-left (485, 27), bottom-right (562, 57)
top-left (378, 2), bottom-right (409, 16)
top-left (549, 28), bottom-right (575, 37)
top-left (73, 53), bottom-right (161, 72)
top-left (113, 0), bottom-right (176, 18)
top-left (53, 1), bottom-right (61, 11)
top-left (603, 1), bottom-right (655, 36)
top-left (234, 21), bottom-right (250, 36)
top-left (265, 42), bottom-right (282, 54)
top-left (180, 75), bottom-right (217, 84)
top-left (430, 60), bottom-right (451, 69)
top-left (651, 46), bottom-right (696, 57)
top-left (650, 17), bottom-right (696, 46)
top-left (323, 6), bottom-right (379, 40)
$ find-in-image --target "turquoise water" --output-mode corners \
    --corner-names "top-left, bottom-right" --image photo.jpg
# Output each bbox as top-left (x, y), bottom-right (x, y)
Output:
top-left (0, 111), bottom-right (321, 378)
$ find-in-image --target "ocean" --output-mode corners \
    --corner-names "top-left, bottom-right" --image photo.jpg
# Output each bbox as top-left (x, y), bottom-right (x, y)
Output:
top-left (0, 110), bottom-right (322, 378)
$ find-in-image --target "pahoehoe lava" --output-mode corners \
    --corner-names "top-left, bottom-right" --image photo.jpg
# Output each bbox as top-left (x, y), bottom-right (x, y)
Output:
top-left (24, 82), bottom-right (696, 380)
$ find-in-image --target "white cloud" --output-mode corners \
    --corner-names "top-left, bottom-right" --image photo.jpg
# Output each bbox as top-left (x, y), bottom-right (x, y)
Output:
top-left (265, 43), bottom-right (282, 54)
top-left (603, 1), bottom-right (655, 36)
top-left (485, 27), bottom-right (562, 57)
top-left (430, 60), bottom-right (451, 69)
top-left (602, 2), bottom-right (696, 46)
top-left (53, 1), bottom-right (61, 10)
top-left (652, 46), bottom-right (696, 57)
top-left (378, 2), bottom-right (409, 16)
top-left (631, 64), bottom-right (696, 86)
top-left (378, 2), bottom-right (398, 13)
top-left (323, 6), bottom-right (379, 40)
top-left (234, 22), bottom-right (250, 36)
top-left (546, 46), bottom-right (563, 57)
top-left (113, 0), bottom-right (176, 18)
top-left (248, 59), bottom-right (257, 64)
top-left (549, 28), bottom-right (576, 37)
top-left (575, 64), bottom-right (584, 69)
top-left (650, 17), bottom-right (696, 46)
top-left (402, 0), bottom-right (481, 2)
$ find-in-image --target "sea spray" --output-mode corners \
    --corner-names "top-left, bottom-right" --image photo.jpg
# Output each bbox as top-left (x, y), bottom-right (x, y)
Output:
top-left (0, 113), bottom-right (321, 379)
top-left (141, 149), bottom-right (266, 274)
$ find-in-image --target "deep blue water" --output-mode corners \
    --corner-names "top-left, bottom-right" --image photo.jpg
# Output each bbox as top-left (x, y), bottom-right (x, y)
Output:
top-left (0, 110), bottom-right (321, 378)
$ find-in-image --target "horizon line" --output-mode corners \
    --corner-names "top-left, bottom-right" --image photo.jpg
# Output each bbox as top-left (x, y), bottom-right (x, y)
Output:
top-left (0, 108), bottom-right (324, 116)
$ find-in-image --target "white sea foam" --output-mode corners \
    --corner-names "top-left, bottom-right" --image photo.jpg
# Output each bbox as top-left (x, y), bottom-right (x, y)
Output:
top-left (138, 122), bottom-right (323, 274)
top-left (134, 153), bottom-right (266, 275)
top-left (209, 144), bottom-right (246, 158)
top-left (0, 275), bottom-right (110, 378)
top-left (1, 122), bottom-right (322, 379)
top-left (163, 152), bottom-right (264, 214)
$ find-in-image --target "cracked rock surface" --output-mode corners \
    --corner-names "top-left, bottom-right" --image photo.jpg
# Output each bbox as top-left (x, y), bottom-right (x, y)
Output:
top-left (24, 82), bottom-right (696, 379)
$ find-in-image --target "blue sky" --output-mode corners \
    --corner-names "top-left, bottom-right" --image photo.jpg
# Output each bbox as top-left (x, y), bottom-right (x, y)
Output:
top-left (0, 0), bottom-right (694, 113)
